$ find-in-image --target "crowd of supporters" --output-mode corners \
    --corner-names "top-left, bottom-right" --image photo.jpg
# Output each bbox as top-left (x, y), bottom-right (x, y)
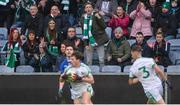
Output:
top-left (0, 0), bottom-right (179, 72)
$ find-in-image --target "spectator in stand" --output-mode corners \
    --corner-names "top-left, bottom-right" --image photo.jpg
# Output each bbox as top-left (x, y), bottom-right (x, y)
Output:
top-left (55, 41), bottom-right (67, 72)
top-left (152, 32), bottom-right (172, 67)
top-left (44, 18), bottom-right (62, 65)
top-left (108, 5), bottom-right (130, 38)
top-left (119, 0), bottom-right (138, 27)
top-left (59, 44), bottom-right (75, 74)
top-left (2, 28), bottom-right (22, 71)
top-left (170, 0), bottom-right (180, 27)
top-left (95, 0), bottom-right (118, 23)
top-left (44, 4), bottom-right (70, 41)
top-left (130, 0), bottom-right (152, 40)
top-left (107, 27), bottom-right (131, 70)
top-left (131, 32), bottom-right (152, 58)
top-left (65, 27), bottom-right (84, 53)
top-left (21, 5), bottom-right (43, 41)
top-left (39, 44), bottom-right (53, 72)
top-left (38, 0), bottom-right (55, 17)
top-left (80, 2), bottom-right (109, 66)
top-left (148, 0), bottom-right (161, 35)
top-left (60, 0), bottom-right (80, 26)
top-left (22, 30), bottom-right (40, 72)
top-left (0, 0), bottom-right (16, 33)
top-left (156, 2), bottom-right (178, 40)
top-left (12, 0), bottom-right (36, 28)
top-left (119, 0), bottom-right (138, 15)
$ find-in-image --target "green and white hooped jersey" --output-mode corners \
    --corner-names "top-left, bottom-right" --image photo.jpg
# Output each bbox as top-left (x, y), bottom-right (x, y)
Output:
top-left (129, 57), bottom-right (162, 92)
top-left (64, 63), bottom-right (93, 92)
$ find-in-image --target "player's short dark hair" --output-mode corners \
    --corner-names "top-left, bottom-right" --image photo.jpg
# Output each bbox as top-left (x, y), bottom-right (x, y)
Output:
top-left (71, 51), bottom-right (84, 60)
top-left (131, 45), bottom-right (142, 52)
top-left (65, 43), bottom-right (75, 50)
top-left (136, 32), bottom-right (144, 36)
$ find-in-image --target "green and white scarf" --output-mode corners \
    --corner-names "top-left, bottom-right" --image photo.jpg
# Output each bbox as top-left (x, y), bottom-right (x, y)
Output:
top-left (46, 31), bottom-right (59, 56)
top-left (15, 0), bottom-right (36, 21)
top-left (83, 12), bottom-right (97, 47)
top-left (5, 49), bottom-right (17, 72)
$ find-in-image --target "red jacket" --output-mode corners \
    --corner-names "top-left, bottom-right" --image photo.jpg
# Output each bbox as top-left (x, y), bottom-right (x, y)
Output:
top-left (108, 15), bottom-right (130, 36)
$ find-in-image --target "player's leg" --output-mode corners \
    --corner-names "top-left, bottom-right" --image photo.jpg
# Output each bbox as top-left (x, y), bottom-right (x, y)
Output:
top-left (73, 98), bottom-right (81, 105)
top-left (81, 91), bottom-right (92, 104)
top-left (147, 98), bottom-right (165, 105)
top-left (156, 85), bottom-right (166, 104)
top-left (146, 87), bottom-right (166, 105)
top-left (157, 98), bottom-right (166, 104)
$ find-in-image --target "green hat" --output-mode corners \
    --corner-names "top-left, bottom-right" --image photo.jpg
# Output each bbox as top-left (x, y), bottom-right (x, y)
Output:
top-left (162, 2), bottom-right (170, 10)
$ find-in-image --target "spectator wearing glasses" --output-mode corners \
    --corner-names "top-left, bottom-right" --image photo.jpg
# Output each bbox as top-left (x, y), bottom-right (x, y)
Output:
top-left (65, 27), bottom-right (84, 53)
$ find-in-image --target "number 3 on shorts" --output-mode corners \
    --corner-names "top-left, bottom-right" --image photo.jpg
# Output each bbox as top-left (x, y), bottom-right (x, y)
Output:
top-left (138, 66), bottom-right (150, 78)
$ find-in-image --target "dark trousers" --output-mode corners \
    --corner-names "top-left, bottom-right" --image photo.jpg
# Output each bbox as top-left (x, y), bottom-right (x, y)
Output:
top-left (0, 10), bottom-right (15, 33)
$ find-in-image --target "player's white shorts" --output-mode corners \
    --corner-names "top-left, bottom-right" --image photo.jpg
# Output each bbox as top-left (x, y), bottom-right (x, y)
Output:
top-left (145, 85), bottom-right (163, 103)
top-left (70, 85), bottom-right (94, 100)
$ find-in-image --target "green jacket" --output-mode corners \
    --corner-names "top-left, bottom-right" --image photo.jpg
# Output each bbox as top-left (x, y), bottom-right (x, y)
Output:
top-left (80, 12), bottom-right (109, 46)
top-left (107, 38), bottom-right (131, 62)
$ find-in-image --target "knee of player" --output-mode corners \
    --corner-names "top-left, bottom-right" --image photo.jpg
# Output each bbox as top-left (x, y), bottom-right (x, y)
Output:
top-left (82, 99), bottom-right (91, 104)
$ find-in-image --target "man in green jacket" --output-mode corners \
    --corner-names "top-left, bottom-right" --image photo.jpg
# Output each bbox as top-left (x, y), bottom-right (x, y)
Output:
top-left (107, 27), bottom-right (131, 70)
top-left (80, 2), bottom-right (109, 66)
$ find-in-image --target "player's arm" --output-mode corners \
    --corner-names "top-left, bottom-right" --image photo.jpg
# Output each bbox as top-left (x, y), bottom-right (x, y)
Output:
top-left (72, 73), bottom-right (94, 84)
top-left (128, 71), bottom-right (139, 85)
top-left (59, 70), bottom-right (69, 91)
top-left (129, 78), bottom-right (139, 85)
top-left (58, 73), bottom-right (66, 95)
top-left (82, 75), bottom-right (94, 84)
top-left (154, 65), bottom-right (167, 81)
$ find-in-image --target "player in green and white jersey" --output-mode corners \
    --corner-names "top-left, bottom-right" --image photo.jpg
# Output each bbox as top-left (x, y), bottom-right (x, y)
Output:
top-left (129, 45), bottom-right (168, 104)
top-left (60, 51), bottom-right (94, 104)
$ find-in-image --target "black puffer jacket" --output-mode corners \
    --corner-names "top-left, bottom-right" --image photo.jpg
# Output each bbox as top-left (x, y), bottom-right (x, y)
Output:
top-left (21, 13), bottom-right (44, 38)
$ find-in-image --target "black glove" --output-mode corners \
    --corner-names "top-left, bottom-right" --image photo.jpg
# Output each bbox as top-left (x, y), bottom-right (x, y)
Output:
top-left (74, 74), bottom-right (82, 81)
top-left (61, 74), bottom-right (68, 80)
top-left (164, 80), bottom-right (173, 90)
